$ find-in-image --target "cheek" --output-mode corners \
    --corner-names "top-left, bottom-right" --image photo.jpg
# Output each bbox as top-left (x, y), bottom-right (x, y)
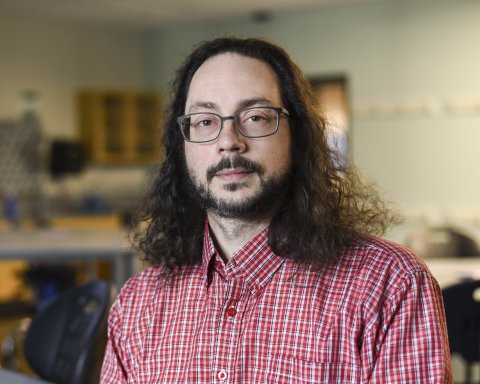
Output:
top-left (184, 143), bottom-right (196, 168)
top-left (184, 144), bottom-right (208, 177)
top-left (267, 132), bottom-right (292, 172)
top-left (270, 148), bottom-right (291, 172)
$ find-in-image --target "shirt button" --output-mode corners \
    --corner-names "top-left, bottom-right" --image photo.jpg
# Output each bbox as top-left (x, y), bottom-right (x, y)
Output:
top-left (217, 369), bottom-right (228, 381)
top-left (226, 307), bottom-right (237, 317)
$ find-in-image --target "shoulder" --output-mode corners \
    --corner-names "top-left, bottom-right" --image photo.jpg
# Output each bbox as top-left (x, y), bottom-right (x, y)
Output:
top-left (345, 235), bottom-right (431, 281)
top-left (108, 267), bottom-right (165, 331)
top-left (119, 266), bottom-right (165, 296)
top-left (318, 236), bottom-right (440, 309)
top-left (339, 235), bottom-right (440, 312)
top-left (109, 264), bottom-right (203, 328)
top-left (115, 266), bottom-right (167, 309)
top-left (285, 235), bottom-right (434, 294)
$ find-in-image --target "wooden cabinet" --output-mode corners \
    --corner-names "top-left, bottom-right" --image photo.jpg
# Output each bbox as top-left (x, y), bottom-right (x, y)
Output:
top-left (78, 90), bottom-right (162, 165)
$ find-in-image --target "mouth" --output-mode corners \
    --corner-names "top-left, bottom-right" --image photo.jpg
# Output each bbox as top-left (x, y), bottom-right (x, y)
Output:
top-left (215, 167), bottom-right (254, 181)
top-left (206, 156), bottom-right (263, 183)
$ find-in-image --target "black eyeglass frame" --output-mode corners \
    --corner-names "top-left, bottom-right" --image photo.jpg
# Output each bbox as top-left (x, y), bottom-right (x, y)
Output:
top-left (176, 106), bottom-right (290, 143)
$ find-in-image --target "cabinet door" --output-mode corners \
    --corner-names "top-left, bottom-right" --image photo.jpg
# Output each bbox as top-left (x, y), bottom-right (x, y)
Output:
top-left (133, 94), bottom-right (162, 163)
top-left (101, 93), bottom-right (129, 163)
top-left (78, 92), bottom-right (127, 164)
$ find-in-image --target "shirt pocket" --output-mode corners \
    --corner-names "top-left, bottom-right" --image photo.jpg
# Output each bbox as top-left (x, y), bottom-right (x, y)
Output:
top-left (263, 355), bottom-right (360, 384)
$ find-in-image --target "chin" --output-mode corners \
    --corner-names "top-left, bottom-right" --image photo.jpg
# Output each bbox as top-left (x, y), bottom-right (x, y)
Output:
top-left (217, 186), bottom-right (260, 200)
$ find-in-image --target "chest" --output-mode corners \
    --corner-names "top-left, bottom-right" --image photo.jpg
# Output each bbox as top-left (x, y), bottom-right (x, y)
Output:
top-left (123, 273), bottom-right (364, 383)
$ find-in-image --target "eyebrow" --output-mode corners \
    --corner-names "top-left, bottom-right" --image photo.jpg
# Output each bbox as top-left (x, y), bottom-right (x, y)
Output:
top-left (187, 98), bottom-right (273, 113)
top-left (238, 98), bottom-right (273, 110)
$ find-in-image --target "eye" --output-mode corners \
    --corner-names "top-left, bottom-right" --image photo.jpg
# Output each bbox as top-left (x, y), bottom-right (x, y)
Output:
top-left (248, 114), bottom-right (266, 123)
top-left (197, 119), bottom-right (214, 127)
top-left (243, 110), bottom-right (265, 121)
top-left (191, 114), bottom-right (218, 128)
top-left (240, 108), bottom-right (272, 125)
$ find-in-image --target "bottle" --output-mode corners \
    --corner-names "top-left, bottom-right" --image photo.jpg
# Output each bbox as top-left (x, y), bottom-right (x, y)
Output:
top-left (3, 195), bottom-right (20, 228)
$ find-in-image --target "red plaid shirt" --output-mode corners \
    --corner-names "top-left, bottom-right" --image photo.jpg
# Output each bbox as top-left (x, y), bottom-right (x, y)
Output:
top-left (100, 227), bottom-right (451, 383)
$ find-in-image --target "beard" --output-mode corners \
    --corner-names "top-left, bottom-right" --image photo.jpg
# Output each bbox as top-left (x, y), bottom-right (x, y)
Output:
top-left (185, 155), bottom-right (291, 219)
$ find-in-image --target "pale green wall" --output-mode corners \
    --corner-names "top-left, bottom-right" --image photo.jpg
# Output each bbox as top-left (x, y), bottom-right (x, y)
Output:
top-left (0, 14), bottom-right (149, 139)
top-left (146, 0), bottom-right (480, 224)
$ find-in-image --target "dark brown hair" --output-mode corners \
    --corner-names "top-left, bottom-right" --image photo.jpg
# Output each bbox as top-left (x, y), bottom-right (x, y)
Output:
top-left (133, 36), bottom-right (396, 270)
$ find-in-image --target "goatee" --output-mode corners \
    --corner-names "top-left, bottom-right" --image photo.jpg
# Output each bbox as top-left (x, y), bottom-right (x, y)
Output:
top-left (185, 156), bottom-right (291, 219)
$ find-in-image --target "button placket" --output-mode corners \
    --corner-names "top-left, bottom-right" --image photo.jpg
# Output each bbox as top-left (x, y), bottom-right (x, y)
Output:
top-left (223, 278), bottom-right (242, 320)
top-left (215, 278), bottom-right (244, 381)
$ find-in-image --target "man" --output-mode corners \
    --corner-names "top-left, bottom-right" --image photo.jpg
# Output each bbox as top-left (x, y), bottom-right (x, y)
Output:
top-left (100, 37), bottom-right (451, 383)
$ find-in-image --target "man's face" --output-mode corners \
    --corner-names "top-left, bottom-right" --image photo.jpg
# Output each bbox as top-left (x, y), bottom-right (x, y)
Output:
top-left (183, 53), bottom-right (292, 218)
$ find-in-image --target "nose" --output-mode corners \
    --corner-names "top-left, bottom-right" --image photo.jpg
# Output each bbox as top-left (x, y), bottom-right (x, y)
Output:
top-left (216, 118), bottom-right (247, 154)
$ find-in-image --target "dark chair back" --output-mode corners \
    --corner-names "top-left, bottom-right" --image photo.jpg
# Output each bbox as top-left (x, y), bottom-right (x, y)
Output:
top-left (24, 280), bottom-right (110, 384)
top-left (443, 279), bottom-right (480, 384)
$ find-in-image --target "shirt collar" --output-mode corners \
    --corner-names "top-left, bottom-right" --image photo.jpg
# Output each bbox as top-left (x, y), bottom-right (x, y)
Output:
top-left (201, 220), bottom-right (286, 290)
top-left (201, 221), bottom-right (217, 276)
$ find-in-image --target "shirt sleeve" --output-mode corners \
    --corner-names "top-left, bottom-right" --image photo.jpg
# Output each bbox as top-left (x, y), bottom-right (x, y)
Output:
top-left (99, 299), bottom-right (128, 384)
top-left (364, 271), bottom-right (452, 383)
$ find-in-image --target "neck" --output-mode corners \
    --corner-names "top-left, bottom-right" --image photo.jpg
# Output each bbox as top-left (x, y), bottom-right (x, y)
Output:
top-left (207, 212), bottom-right (270, 260)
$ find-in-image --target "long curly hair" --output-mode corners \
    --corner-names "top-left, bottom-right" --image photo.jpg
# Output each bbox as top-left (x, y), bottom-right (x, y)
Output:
top-left (133, 36), bottom-right (396, 270)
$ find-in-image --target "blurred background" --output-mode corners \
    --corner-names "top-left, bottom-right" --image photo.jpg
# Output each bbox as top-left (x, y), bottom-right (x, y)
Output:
top-left (0, 0), bottom-right (480, 382)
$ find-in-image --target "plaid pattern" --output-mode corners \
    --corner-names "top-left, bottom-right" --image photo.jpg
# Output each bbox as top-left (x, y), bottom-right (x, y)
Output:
top-left (100, 227), bottom-right (451, 383)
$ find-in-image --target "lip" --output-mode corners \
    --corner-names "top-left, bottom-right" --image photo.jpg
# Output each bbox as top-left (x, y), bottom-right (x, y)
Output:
top-left (215, 168), bottom-right (253, 180)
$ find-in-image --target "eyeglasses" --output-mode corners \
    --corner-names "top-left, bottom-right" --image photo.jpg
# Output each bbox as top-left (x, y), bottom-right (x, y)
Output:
top-left (177, 106), bottom-right (289, 143)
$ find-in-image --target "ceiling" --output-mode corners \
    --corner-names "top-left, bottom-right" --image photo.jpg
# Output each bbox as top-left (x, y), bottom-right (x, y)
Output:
top-left (0, 0), bottom-right (374, 30)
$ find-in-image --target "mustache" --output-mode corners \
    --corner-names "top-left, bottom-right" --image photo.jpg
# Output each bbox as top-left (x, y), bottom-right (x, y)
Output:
top-left (206, 156), bottom-right (263, 182)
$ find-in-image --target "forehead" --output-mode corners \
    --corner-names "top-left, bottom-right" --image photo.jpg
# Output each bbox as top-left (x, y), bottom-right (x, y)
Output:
top-left (185, 53), bottom-right (282, 110)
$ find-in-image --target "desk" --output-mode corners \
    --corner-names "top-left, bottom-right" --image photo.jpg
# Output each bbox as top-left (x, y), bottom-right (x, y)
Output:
top-left (0, 229), bottom-right (135, 289)
top-left (0, 368), bottom-right (51, 383)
